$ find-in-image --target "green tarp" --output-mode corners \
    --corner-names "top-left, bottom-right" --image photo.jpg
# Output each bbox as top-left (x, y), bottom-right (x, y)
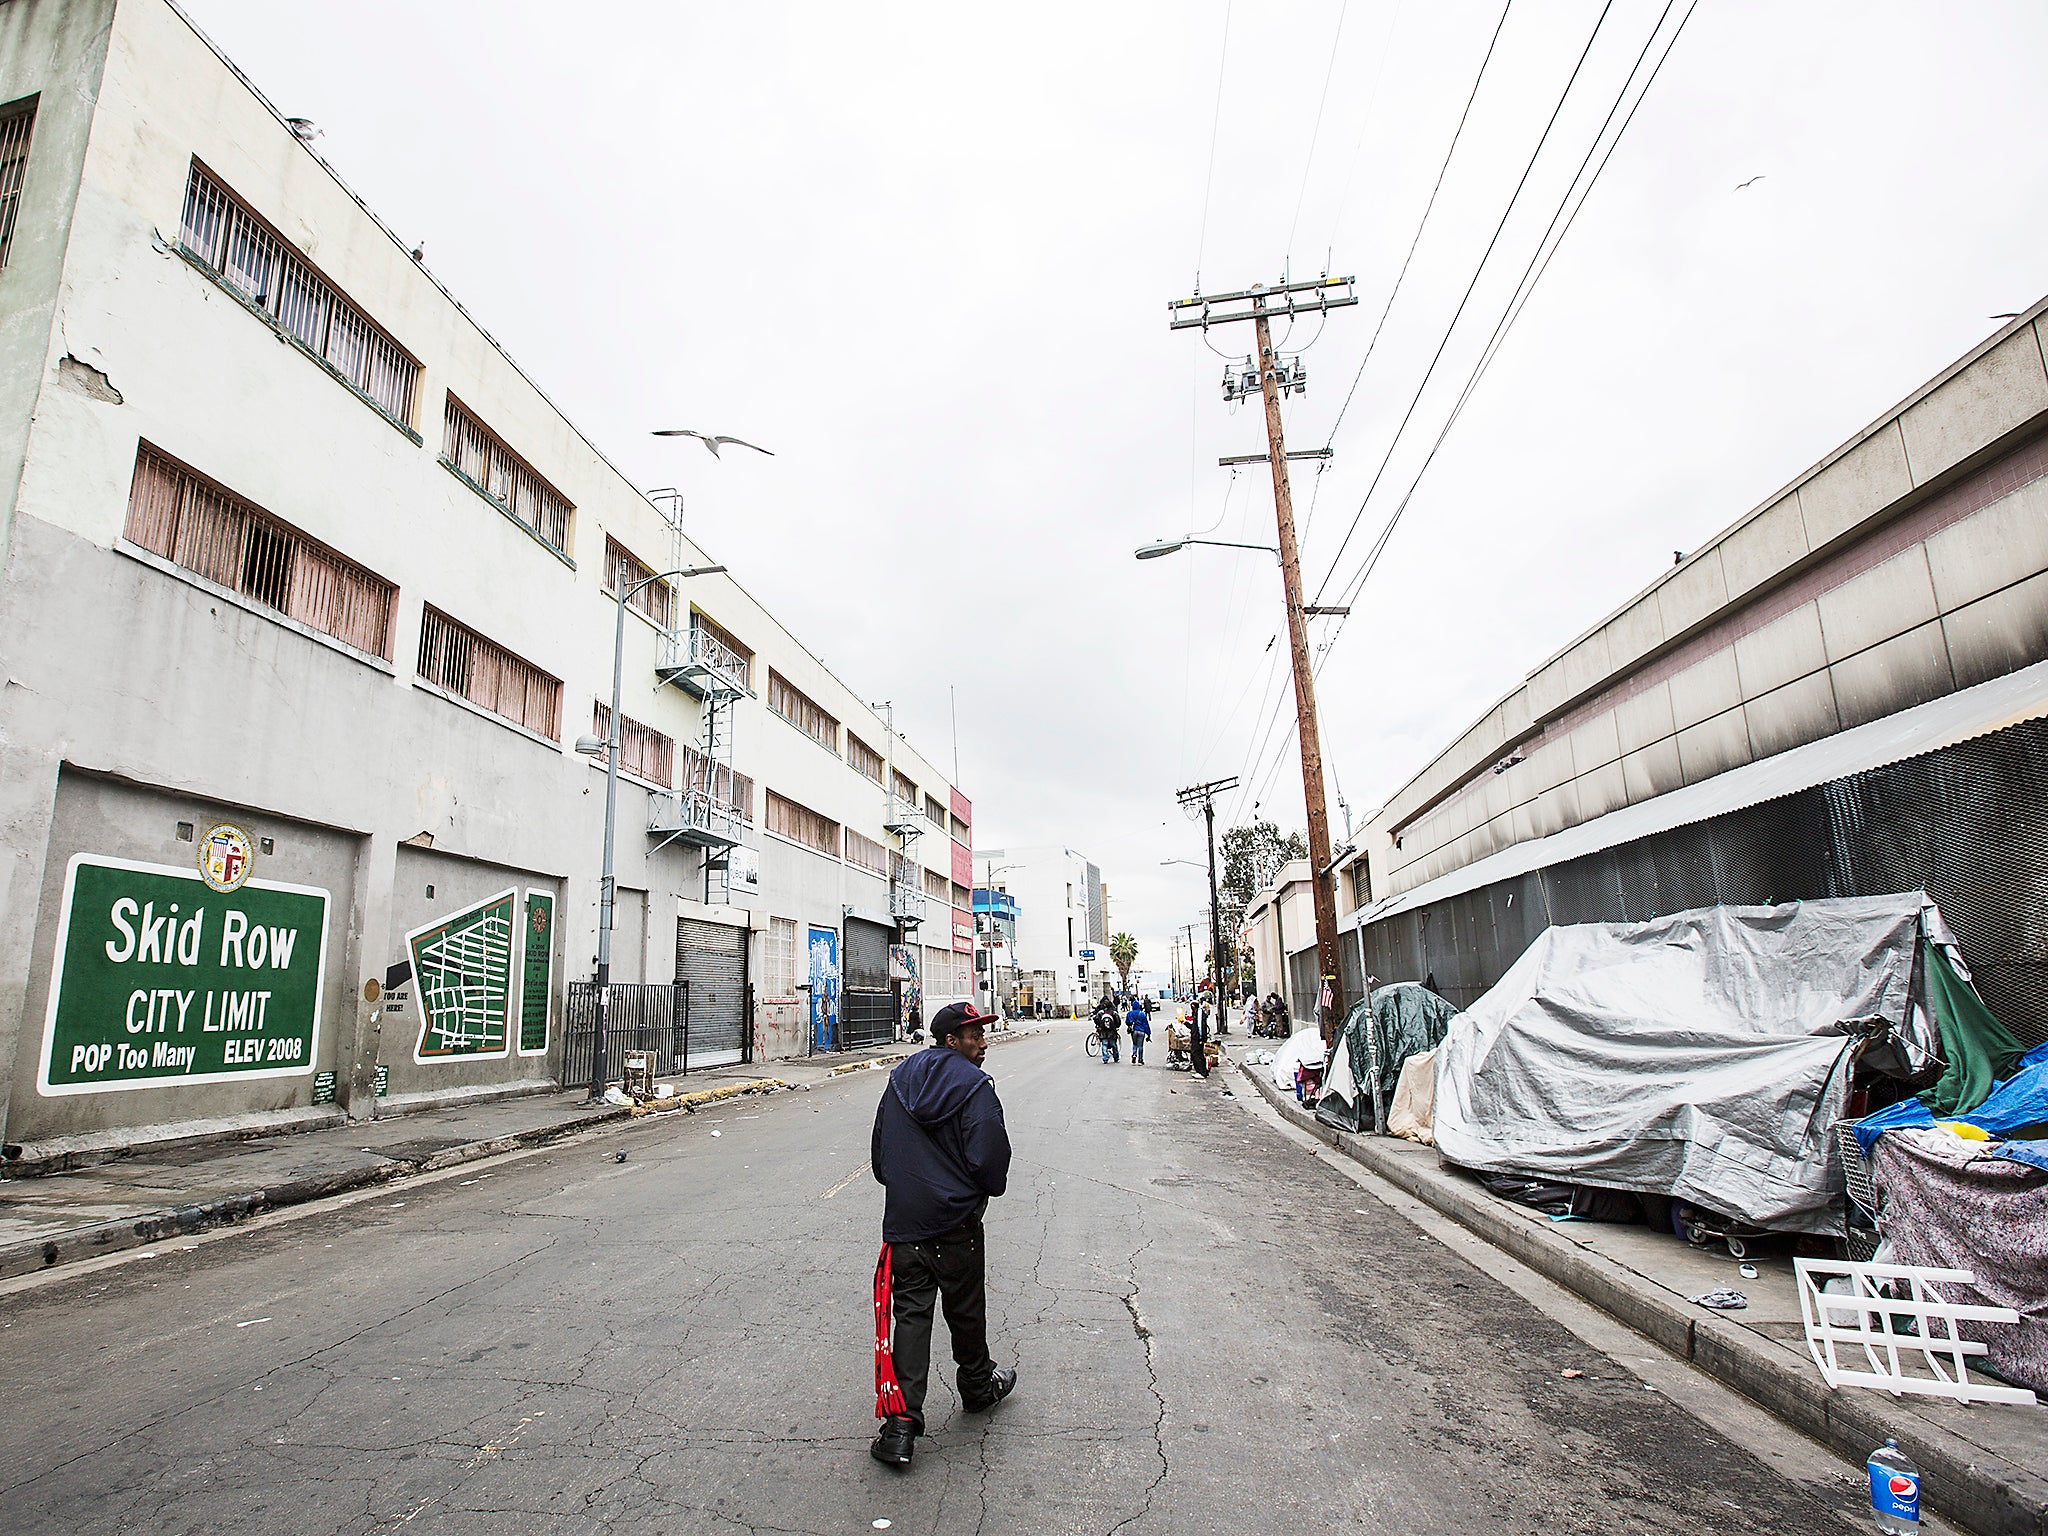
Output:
top-left (1919, 940), bottom-right (2026, 1118)
top-left (1317, 982), bottom-right (1461, 1134)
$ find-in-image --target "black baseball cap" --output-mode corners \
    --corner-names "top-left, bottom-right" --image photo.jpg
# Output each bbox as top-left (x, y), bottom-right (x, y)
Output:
top-left (929, 1001), bottom-right (994, 1039)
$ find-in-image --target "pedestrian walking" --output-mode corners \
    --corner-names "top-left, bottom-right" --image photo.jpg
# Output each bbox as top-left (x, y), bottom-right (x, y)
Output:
top-left (870, 1002), bottom-right (1018, 1469)
top-left (1126, 998), bottom-right (1150, 1065)
top-left (1092, 995), bottom-right (1121, 1064)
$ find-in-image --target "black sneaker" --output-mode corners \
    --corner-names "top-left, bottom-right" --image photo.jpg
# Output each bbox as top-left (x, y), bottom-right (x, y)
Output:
top-left (870, 1415), bottom-right (917, 1468)
top-left (962, 1367), bottom-right (1018, 1414)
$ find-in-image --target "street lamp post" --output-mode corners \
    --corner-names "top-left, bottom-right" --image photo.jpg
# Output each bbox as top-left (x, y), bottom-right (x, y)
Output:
top-left (575, 563), bottom-right (725, 1103)
top-left (979, 859), bottom-right (1020, 1017)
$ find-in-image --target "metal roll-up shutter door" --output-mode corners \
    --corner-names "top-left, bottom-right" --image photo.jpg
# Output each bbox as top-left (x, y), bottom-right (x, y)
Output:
top-left (675, 917), bottom-right (749, 1067)
top-left (842, 917), bottom-right (894, 1051)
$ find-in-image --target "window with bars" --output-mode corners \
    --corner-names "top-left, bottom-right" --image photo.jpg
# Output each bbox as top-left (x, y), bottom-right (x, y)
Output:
top-left (893, 770), bottom-right (919, 805)
top-left (923, 868), bottom-right (950, 902)
top-left (692, 611), bottom-right (753, 690)
top-left (767, 670), bottom-right (839, 753)
top-left (924, 794), bottom-right (948, 827)
top-left (440, 394), bottom-right (574, 556)
top-left (604, 536), bottom-right (671, 629)
top-left (0, 98), bottom-right (35, 269)
top-left (124, 445), bottom-right (394, 657)
top-left (416, 605), bottom-right (561, 738)
top-left (845, 828), bottom-right (889, 878)
top-left (847, 734), bottom-right (885, 785)
top-left (592, 702), bottom-right (674, 787)
top-left (178, 163), bottom-right (418, 425)
top-left (679, 744), bottom-right (754, 823)
top-left (763, 916), bottom-right (799, 998)
top-left (766, 790), bottom-right (838, 855)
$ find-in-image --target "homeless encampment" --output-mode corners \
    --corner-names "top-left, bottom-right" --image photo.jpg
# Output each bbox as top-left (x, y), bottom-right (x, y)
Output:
top-left (1433, 894), bottom-right (1963, 1234)
top-left (1318, 982), bottom-right (1461, 1134)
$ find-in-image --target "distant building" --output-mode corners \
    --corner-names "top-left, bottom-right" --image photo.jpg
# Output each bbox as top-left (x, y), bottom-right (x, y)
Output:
top-left (975, 847), bottom-right (1110, 1010)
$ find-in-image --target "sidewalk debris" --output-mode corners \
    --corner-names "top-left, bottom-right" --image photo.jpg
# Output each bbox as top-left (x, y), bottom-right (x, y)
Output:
top-left (1689, 1288), bottom-right (1748, 1310)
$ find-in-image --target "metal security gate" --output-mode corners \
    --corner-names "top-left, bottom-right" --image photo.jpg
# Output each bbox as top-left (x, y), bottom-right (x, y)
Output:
top-left (1361, 712), bottom-right (2048, 1045)
top-left (676, 917), bottom-right (750, 1067)
top-left (841, 917), bottom-right (895, 1052)
top-left (562, 982), bottom-right (682, 1090)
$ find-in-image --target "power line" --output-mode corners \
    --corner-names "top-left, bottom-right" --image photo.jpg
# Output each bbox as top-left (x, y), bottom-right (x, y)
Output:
top-left (1319, 0), bottom-right (1696, 633)
top-left (1193, 0), bottom-right (1235, 290)
top-left (1308, 0), bottom-right (1617, 607)
top-left (1318, 0), bottom-right (1516, 457)
top-left (1285, 0), bottom-right (1351, 264)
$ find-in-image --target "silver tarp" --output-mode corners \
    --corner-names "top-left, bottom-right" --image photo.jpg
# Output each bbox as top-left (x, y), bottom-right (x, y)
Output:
top-left (1433, 894), bottom-right (1945, 1233)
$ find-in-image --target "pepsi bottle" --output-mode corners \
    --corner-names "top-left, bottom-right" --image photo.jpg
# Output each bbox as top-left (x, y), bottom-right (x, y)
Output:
top-left (1868, 1439), bottom-right (1920, 1533)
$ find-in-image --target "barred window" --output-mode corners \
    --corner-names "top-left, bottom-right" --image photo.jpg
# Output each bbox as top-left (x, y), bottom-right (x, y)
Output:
top-left (767, 670), bottom-right (839, 753)
top-left (923, 868), bottom-right (950, 902)
top-left (417, 605), bottom-right (560, 738)
top-left (893, 769), bottom-right (919, 805)
top-left (179, 163), bottom-right (418, 424)
top-left (0, 98), bottom-right (36, 269)
top-left (124, 445), bottom-right (394, 658)
top-left (593, 702), bottom-right (674, 787)
top-left (441, 394), bottom-right (573, 555)
top-left (847, 734), bottom-right (885, 785)
top-left (680, 744), bottom-right (754, 823)
top-left (766, 790), bottom-right (837, 856)
top-left (845, 828), bottom-right (889, 877)
top-left (924, 794), bottom-right (948, 828)
top-left (763, 916), bottom-right (799, 998)
top-left (604, 537), bottom-right (671, 628)
top-left (693, 610), bottom-right (752, 690)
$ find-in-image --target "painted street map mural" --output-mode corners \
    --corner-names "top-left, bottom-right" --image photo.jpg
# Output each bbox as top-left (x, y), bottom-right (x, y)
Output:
top-left (408, 889), bottom-right (517, 1061)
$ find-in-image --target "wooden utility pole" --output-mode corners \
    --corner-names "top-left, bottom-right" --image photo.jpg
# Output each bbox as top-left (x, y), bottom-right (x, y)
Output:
top-left (1176, 775), bottom-right (1238, 1033)
top-left (1169, 276), bottom-right (1356, 1044)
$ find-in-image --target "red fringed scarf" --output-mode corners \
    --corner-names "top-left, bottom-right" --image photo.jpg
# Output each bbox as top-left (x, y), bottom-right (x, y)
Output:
top-left (873, 1243), bottom-right (908, 1419)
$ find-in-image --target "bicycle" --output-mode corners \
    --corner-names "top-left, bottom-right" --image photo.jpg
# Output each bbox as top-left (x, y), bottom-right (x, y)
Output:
top-left (1085, 1031), bottom-right (1102, 1060)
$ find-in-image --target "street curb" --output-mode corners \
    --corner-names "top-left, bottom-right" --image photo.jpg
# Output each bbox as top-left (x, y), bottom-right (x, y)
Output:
top-left (0, 1103), bottom-right (635, 1285)
top-left (1228, 1053), bottom-right (2048, 1536)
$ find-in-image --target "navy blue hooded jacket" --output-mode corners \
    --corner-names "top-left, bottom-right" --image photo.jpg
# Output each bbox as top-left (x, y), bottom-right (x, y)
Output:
top-left (871, 1045), bottom-right (1012, 1242)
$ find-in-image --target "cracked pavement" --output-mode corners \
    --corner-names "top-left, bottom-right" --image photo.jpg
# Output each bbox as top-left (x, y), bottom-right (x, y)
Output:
top-left (0, 1028), bottom-right (1894, 1534)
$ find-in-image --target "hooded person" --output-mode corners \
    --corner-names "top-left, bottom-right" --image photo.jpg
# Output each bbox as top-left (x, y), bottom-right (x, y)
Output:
top-left (869, 1001), bottom-right (1018, 1468)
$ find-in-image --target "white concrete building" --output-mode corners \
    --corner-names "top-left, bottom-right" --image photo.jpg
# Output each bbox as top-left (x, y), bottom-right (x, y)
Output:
top-left (0, 0), bottom-right (978, 1161)
top-left (975, 846), bottom-right (1110, 1011)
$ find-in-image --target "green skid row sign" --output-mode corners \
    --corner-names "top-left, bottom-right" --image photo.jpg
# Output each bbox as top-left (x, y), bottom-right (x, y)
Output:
top-left (38, 855), bottom-right (329, 1095)
top-left (407, 887), bottom-right (554, 1063)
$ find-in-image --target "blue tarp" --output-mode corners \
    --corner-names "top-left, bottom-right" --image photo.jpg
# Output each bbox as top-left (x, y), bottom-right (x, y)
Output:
top-left (1855, 1041), bottom-right (2048, 1155)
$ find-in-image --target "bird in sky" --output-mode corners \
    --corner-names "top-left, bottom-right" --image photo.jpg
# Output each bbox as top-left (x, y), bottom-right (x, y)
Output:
top-left (653, 429), bottom-right (775, 458)
top-left (1734, 175), bottom-right (1765, 191)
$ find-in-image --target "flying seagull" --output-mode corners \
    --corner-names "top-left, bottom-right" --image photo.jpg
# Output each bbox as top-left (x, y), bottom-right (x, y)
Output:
top-left (1734, 175), bottom-right (1765, 191)
top-left (653, 429), bottom-right (775, 458)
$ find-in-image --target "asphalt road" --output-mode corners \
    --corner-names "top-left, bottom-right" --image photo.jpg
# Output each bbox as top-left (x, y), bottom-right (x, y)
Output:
top-left (0, 1027), bottom-right (1902, 1535)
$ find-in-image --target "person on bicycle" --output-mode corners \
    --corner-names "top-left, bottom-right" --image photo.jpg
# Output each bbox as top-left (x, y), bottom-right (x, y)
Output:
top-left (1125, 997), bottom-right (1150, 1066)
top-left (1091, 995), bottom-right (1120, 1064)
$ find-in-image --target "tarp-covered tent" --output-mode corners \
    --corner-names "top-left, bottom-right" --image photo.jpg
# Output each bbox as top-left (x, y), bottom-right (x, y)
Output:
top-left (1434, 894), bottom-right (1954, 1234)
top-left (1318, 982), bottom-right (1461, 1133)
top-left (1267, 1027), bottom-right (1325, 1094)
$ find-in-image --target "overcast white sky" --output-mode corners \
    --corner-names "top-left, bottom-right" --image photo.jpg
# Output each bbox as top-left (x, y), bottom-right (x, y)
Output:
top-left (183, 0), bottom-right (2048, 973)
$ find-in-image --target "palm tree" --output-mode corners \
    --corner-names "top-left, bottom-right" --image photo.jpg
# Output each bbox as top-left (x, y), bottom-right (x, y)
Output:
top-left (1108, 932), bottom-right (1138, 995)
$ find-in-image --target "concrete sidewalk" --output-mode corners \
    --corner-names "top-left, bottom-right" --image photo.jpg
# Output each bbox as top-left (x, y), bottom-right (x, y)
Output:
top-left (0, 1026), bottom-right (1043, 1284)
top-left (1229, 1048), bottom-right (2048, 1536)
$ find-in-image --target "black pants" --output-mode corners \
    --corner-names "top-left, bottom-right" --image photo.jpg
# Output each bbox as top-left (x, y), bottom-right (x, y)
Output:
top-left (1191, 1023), bottom-right (1210, 1077)
top-left (889, 1221), bottom-right (995, 1429)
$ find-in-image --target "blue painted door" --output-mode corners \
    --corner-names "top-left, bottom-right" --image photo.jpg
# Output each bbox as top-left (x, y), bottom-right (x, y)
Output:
top-left (808, 925), bottom-right (840, 1053)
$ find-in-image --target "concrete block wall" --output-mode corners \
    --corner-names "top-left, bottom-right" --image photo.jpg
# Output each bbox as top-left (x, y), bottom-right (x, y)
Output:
top-left (1368, 306), bottom-right (2048, 902)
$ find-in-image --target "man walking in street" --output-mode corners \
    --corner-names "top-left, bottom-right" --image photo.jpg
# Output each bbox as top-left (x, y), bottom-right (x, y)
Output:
top-left (870, 1002), bottom-right (1018, 1469)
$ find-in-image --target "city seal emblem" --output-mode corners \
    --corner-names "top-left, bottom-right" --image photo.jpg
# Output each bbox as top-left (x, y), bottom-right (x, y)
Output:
top-left (198, 822), bottom-right (256, 893)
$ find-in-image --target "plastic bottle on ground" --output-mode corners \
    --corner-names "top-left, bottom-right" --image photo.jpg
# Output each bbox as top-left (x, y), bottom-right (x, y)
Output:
top-left (1867, 1438), bottom-right (1920, 1533)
